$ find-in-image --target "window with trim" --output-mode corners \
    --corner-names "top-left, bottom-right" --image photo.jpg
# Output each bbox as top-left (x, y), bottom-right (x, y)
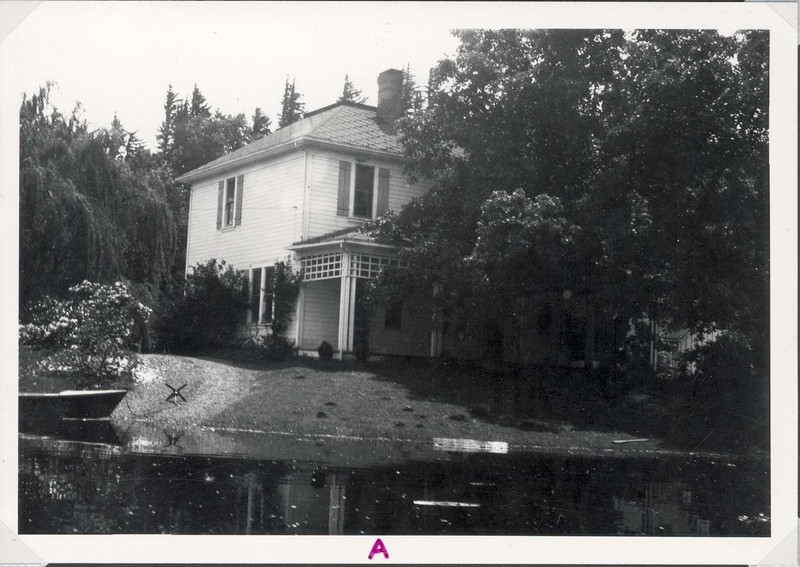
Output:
top-left (337, 160), bottom-right (390, 220)
top-left (248, 266), bottom-right (275, 324)
top-left (224, 178), bottom-right (236, 226)
top-left (217, 174), bottom-right (244, 230)
top-left (353, 164), bottom-right (375, 218)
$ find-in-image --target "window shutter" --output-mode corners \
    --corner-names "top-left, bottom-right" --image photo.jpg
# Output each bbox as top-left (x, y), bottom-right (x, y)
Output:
top-left (337, 161), bottom-right (351, 216)
top-left (234, 174), bottom-right (244, 226)
top-left (376, 168), bottom-right (390, 217)
top-left (216, 180), bottom-right (224, 229)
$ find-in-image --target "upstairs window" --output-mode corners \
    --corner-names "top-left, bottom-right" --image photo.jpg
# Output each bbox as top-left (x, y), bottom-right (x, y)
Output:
top-left (216, 174), bottom-right (244, 229)
top-left (353, 164), bottom-right (375, 218)
top-left (224, 178), bottom-right (236, 226)
top-left (337, 160), bottom-right (390, 220)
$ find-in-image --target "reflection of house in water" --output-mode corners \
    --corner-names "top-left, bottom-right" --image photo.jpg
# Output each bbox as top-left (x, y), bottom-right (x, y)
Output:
top-left (20, 437), bottom-right (766, 536)
top-left (274, 466), bottom-right (347, 534)
top-left (613, 481), bottom-right (711, 535)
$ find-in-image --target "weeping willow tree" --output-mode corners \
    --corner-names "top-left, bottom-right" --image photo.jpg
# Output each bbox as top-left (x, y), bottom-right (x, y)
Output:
top-left (19, 84), bottom-right (178, 314)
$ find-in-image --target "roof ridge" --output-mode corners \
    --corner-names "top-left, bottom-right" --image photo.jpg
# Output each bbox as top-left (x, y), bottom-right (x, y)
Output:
top-left (305, 104), bottom-right (350, 136)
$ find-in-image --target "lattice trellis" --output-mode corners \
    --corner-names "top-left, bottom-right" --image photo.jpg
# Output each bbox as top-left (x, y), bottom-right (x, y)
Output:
top-left (301, 252), bottom-right (343, 281)
top-left (300, 250), bottom-right (405, 281)
top-left (349, 252), bottom-right (403, 278)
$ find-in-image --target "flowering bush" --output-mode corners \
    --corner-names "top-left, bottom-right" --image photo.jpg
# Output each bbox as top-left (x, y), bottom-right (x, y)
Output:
top-left (19, 281), bottom-right (151, 382)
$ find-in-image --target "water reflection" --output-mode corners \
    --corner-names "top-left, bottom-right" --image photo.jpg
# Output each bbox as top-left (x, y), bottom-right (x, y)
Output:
top-left (19, 432), bottom-right (769, 536)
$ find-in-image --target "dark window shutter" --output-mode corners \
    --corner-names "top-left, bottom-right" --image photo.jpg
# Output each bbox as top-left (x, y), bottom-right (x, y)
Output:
top-left (376, 168), bottom-right (390, 217)
top-left (216, 180), bottom-right (224, 229)
top-left (337, 161), bottom-right (351, 216)
top-left (234, 174), bottom-right (244, 226)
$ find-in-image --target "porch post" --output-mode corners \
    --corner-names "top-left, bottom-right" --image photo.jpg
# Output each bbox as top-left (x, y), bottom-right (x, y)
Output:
top-left (337, 251), bottom-right (354, 359)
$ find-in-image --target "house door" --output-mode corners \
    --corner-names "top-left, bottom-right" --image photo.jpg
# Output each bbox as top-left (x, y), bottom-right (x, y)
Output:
top-left (353, 279), bottom-right (370, 360)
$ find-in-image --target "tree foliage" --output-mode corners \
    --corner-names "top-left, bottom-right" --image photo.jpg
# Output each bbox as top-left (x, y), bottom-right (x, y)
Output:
top-left (368, 29), bottom-right (769, 364)
top-left (251, 107), bottom-right (272, 138)
top-left (278, 77), bottom-right (305, 127)
top-left (400, 64), bottom-right (424, 115)
top-left (338, 74), bottom-right (367, 104)
top-left (20, 84), bottom-right (178, 311)
top-left (153, 259), bottom-right (249, 353)
top-left (19, 281), bottom-right (151, 382)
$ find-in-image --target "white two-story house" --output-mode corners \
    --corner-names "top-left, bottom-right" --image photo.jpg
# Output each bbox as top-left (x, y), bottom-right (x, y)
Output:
top-left (176, 69), bottom-right (435, 359)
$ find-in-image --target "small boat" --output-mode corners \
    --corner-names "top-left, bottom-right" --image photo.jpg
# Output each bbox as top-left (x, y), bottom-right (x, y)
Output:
top-left (19, 389), bottom-right (128, 424)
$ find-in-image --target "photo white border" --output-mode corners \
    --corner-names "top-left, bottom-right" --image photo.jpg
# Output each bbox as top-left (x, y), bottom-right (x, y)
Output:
top-left (0, 1), bottom-right (796, 564)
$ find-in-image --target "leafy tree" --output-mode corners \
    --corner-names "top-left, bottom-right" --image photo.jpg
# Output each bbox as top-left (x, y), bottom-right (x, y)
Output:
top-left (278, 77), bottom-right (305, 128)
top-left (251, 107), bottom-right (271, 137)
top-left (368, 29), bottom-right (769, 369)
top-left (19, 84), bottom-right (178, 312)
top-left (338, 74), bottom-right (367, 104)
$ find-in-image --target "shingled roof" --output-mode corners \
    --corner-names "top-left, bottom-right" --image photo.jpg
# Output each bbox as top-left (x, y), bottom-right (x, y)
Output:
top-left (175, 101), bottom-right (406, 184)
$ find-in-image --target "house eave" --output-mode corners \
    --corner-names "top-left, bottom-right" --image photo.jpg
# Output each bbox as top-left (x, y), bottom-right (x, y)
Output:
top-left (287, 238), bottom-right (401, 253)
top-left (175, 139), bottom-right (310, 184)
top-left (175, 138), bottom-right (409, 185)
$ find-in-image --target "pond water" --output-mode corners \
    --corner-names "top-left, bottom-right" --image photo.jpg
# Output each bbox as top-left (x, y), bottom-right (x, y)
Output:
top-left (19, 421), bottom-right (769, 536)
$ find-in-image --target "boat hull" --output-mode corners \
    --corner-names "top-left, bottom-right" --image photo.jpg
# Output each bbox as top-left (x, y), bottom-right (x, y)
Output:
top-left (19, 390), bottom-right (128, 425)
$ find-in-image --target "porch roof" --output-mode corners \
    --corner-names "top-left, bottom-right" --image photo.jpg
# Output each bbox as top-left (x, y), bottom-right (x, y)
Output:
top-left (287, 227), bottom-right (399, 253)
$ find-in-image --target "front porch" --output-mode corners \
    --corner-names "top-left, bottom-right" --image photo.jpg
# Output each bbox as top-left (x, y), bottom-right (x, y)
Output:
top-left (288, 234), bottom-right (434, 360)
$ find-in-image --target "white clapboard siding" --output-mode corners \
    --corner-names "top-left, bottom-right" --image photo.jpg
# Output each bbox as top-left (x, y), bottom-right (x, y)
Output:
top-left (367, 300), bottom-right (431, 357)
top-left (306, 150), bottom-right (432, 240)
top-left (300, 279), bottom-right (340, 350)
top-left (186, 153), bottom-right (306, 272)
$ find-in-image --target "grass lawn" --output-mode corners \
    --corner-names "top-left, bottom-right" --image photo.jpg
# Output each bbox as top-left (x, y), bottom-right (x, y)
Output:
top-left (20, 349), bottom-right (762, 457)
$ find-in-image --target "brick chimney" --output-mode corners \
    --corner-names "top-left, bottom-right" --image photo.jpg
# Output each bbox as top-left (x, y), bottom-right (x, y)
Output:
top-left (377, 68), bottom-right (403, 124)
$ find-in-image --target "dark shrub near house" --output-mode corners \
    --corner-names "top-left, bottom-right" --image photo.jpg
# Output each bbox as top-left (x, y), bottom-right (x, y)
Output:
top-left (154, 259), bottom-right (249, 353)
top-left (318, 341), bottom-right (334, 361)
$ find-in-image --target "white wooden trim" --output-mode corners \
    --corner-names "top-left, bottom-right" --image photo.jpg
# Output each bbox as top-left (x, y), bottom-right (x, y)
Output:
top-left (301, 150), bottom-right (312, 240)
top-left (336, 252), bottom-right (353, 357)
top-left (185, 187), bottom-right (194, 275)
top-left (258, 266), bottom-right (266, 325)
top-left (295, 283), bottom-right (305, 346)
top-left (348, 276), bottom-right (357, 351)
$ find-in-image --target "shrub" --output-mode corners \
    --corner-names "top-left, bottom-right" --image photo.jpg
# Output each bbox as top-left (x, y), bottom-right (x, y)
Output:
top-left (154, 259), bottom-right (249, 353)
top-left (271, 259), bottom-right (301, 336)
top-left (318, 341), bottom-right (334, 361)
top-left (19, 281), bottom-right (151, 383)
top-left (260, 333), bottom-right (297, 361)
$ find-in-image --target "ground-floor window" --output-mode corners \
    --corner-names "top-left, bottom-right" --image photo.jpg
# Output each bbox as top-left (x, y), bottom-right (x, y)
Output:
top-left (249, 266), bottom-right (275, 324)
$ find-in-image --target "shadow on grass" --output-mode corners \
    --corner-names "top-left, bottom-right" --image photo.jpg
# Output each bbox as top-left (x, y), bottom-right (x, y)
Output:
top-left (60, 345), bottom-right (766, 456)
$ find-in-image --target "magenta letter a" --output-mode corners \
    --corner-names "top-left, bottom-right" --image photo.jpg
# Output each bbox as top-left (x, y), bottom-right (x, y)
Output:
top-left (368, 538), bottom-right (389, 560)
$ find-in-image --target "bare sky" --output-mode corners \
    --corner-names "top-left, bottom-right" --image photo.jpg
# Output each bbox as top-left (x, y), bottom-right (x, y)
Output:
top-left (4, 1), bottom-right (460, 148)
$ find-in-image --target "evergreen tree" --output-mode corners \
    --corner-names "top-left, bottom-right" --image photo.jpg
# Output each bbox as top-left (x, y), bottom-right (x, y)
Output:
top-left (251, 107), bottom-right (271, 137)
top-left (156, 84), bottom-right (178, 157)
top-left (338, 74), bottom-right (367, 104)
top-left (189, 84), bottom-right (211, 118)
top-left (278, 77), bottom-right (305, 128)
top-left (401, 64), bottom-right (424, 114)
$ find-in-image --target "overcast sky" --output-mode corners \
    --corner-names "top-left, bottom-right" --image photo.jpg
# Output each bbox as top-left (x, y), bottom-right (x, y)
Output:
top-left (3, 2), bottom-right (460, 148)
